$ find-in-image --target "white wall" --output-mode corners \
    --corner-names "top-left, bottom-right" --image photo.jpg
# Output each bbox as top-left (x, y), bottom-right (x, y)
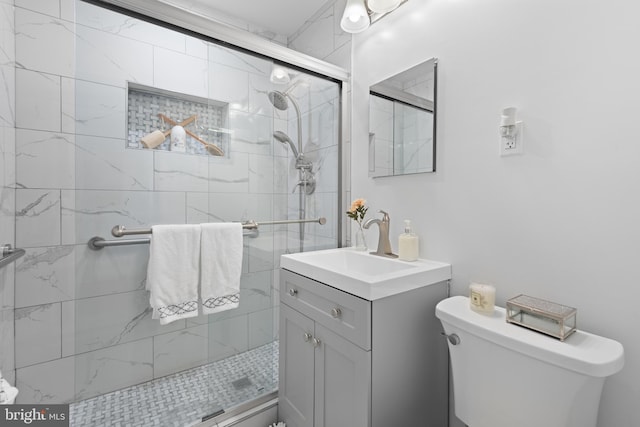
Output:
top-left (352, 1), bottom-right (640, 426)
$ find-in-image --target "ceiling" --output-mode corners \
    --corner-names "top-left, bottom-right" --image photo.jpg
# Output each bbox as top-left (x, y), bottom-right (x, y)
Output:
top-left (163, 0), bottom-right (334, 38)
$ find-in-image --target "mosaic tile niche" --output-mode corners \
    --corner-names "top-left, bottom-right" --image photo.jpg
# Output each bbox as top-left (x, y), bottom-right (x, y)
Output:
top-left (127, 83), bottom-right (229, 156)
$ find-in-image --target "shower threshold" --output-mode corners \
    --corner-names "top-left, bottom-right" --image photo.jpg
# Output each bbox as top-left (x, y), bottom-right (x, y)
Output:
top-left (70, 341), bottom-right (278, 427)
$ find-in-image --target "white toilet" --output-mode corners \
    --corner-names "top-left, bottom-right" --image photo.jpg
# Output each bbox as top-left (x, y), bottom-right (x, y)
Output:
top-left (435, 296), bottom-right (624, 427)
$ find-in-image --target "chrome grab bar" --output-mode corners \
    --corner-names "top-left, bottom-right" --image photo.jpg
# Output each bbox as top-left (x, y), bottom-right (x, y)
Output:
top-left (88, 237), bottom-right (151, 250)
top-left (110, 217), bottom-right (326, 237)
top-left (0, 244), bottom-right (26, 269)
top-left (88, 217), bottom-right (327, 250)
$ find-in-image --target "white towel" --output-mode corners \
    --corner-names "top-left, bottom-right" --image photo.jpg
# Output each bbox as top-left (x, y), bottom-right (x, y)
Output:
top-left (200, 222), bottom-right (243, 315)
top-left (0, 377), bottom-right (18, 404)
top-left (146, 224), bottom-right (201, 325)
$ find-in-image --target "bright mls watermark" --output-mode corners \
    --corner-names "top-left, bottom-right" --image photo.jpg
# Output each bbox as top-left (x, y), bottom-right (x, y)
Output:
top-left (1, 405), bottom-right (69, 426)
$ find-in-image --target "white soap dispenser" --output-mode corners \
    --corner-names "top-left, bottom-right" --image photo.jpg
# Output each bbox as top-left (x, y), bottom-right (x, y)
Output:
top-left (398, 220), bottom-right (419, 261)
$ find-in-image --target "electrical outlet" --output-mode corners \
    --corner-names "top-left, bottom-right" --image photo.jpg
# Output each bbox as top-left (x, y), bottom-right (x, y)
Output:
top-left (499, 121), bottom-right (523, 156)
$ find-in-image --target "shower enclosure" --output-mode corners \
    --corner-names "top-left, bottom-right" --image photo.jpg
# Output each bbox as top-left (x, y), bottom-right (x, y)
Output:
top-left (7, 1), bottom-right (342, 425)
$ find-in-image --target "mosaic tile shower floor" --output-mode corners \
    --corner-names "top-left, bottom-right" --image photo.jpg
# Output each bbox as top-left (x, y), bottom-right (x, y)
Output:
top-left (70, 341), bottom-right (278, 427)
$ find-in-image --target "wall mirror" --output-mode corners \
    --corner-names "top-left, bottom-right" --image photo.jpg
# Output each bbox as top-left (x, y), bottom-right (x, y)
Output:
top-left (368, 57), bottom-right (437, 177)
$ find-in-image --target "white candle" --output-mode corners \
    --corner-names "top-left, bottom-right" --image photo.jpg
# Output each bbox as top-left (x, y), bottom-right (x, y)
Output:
top-left (469, 282), bottom-right (496, 314)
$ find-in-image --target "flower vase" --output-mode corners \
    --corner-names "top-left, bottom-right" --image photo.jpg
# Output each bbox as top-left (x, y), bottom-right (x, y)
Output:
top-left (355, 226), bottom-right (367, 251)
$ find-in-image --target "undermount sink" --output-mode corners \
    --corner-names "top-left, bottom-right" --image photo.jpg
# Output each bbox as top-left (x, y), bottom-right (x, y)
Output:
top-left (280, 248), bottom-right (451, 300)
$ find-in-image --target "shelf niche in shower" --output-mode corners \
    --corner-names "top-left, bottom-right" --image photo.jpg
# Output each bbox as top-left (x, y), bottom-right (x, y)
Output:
top-left (127, 82), bottom-right (229, 157)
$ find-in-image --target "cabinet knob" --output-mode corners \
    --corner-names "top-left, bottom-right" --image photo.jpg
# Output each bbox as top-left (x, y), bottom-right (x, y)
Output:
top-left (303, 332), bottom-right (312, 342)
top-left (312, 337), bottom-right (321, 348)
top-left (330, 308), bottom-right (342, 318)
top-left (288, 288), bottom-right (298, 297)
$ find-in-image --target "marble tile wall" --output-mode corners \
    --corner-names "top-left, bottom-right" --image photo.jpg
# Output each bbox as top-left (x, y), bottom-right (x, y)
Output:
top-left (0, 0), bottom-right (16, 386)
top-left (288, 0), bottom-right (352, 71)
top-left (10, 0), bottom-right (341, 405)
top-left (11, 0), bottom-right (80, 402)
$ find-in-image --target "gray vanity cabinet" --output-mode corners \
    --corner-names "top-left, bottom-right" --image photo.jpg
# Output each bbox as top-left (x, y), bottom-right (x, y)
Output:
top-left (278, 268), bottom-right (448, 427)
top-left (279, 304), bottom-right (370, 427)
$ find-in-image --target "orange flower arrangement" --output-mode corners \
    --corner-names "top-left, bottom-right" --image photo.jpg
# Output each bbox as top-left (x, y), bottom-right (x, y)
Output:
top-left (346, 198), bottom-right (368, 227)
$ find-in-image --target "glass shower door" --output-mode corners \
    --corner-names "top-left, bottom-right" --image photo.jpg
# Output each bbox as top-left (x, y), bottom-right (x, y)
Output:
top-left (67, 1), bottom-right (340, 425)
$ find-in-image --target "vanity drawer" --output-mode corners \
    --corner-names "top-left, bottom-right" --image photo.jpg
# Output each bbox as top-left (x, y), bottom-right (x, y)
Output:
top-left (280, 269), bottom-right (371, 350)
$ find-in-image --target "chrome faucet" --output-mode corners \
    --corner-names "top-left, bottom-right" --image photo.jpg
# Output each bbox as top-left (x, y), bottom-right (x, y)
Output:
top-left (363, 210), bottom-right (398, 258)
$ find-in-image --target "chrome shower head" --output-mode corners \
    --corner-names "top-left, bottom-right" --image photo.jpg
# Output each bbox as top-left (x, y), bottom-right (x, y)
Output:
top-left (273, 131), bottom-right (299, 158)
top-left (269, 85), bottom-right (303, 164)
top-left (268, 91), bottom-right (289, 111)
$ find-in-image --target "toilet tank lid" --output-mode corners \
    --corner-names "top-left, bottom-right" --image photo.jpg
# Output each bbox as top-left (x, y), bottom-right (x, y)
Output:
top-left (436, 296), bottom-right (624, 378)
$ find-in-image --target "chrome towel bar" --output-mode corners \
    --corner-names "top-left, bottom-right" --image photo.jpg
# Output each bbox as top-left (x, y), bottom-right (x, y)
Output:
top-left (88, 217), bottom-right (327, 250)
top-left (0, 244), bottom-right (26, 269)
top-left (110, 217), bottom-right (326, 237)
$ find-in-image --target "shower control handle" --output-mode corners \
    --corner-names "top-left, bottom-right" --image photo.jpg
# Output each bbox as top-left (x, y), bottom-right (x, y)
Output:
top-left (288, 288), bottom-right (298, 297)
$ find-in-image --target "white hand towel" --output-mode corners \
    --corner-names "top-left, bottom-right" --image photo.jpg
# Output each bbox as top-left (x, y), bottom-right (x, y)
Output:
top-left (146, 224), bottom-right (201, 325)
top-left (200, 222), bottom-right (243, 315)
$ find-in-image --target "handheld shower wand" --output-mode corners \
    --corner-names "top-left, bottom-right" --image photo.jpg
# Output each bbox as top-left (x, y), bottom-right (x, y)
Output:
top-left (273, 131), bottom-right (300, 159)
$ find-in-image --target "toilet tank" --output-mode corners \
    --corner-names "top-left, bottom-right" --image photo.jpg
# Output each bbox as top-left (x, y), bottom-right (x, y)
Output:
top-left (436, 296), bottom-right (624, 427)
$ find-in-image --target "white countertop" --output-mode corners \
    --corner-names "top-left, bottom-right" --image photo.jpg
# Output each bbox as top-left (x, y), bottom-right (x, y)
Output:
top-left (281, 247), bottom-right (452, 301)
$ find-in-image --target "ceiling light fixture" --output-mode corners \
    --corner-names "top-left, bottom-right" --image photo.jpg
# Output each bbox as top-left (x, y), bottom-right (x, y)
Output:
top-left (340, 0), bottom-right (408, 34)
top-left (340, 0), bottom-right (370, 34)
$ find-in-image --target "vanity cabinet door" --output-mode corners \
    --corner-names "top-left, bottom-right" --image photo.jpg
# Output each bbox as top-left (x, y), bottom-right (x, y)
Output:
top-left (279, 304), bottom-right (315, 427)
top-left (314, 324), bottom-right (371, 427)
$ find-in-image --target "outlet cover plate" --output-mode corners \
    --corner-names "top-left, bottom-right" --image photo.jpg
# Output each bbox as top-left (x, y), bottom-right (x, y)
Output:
top-left (500, 121), bottom-right (523, 156)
